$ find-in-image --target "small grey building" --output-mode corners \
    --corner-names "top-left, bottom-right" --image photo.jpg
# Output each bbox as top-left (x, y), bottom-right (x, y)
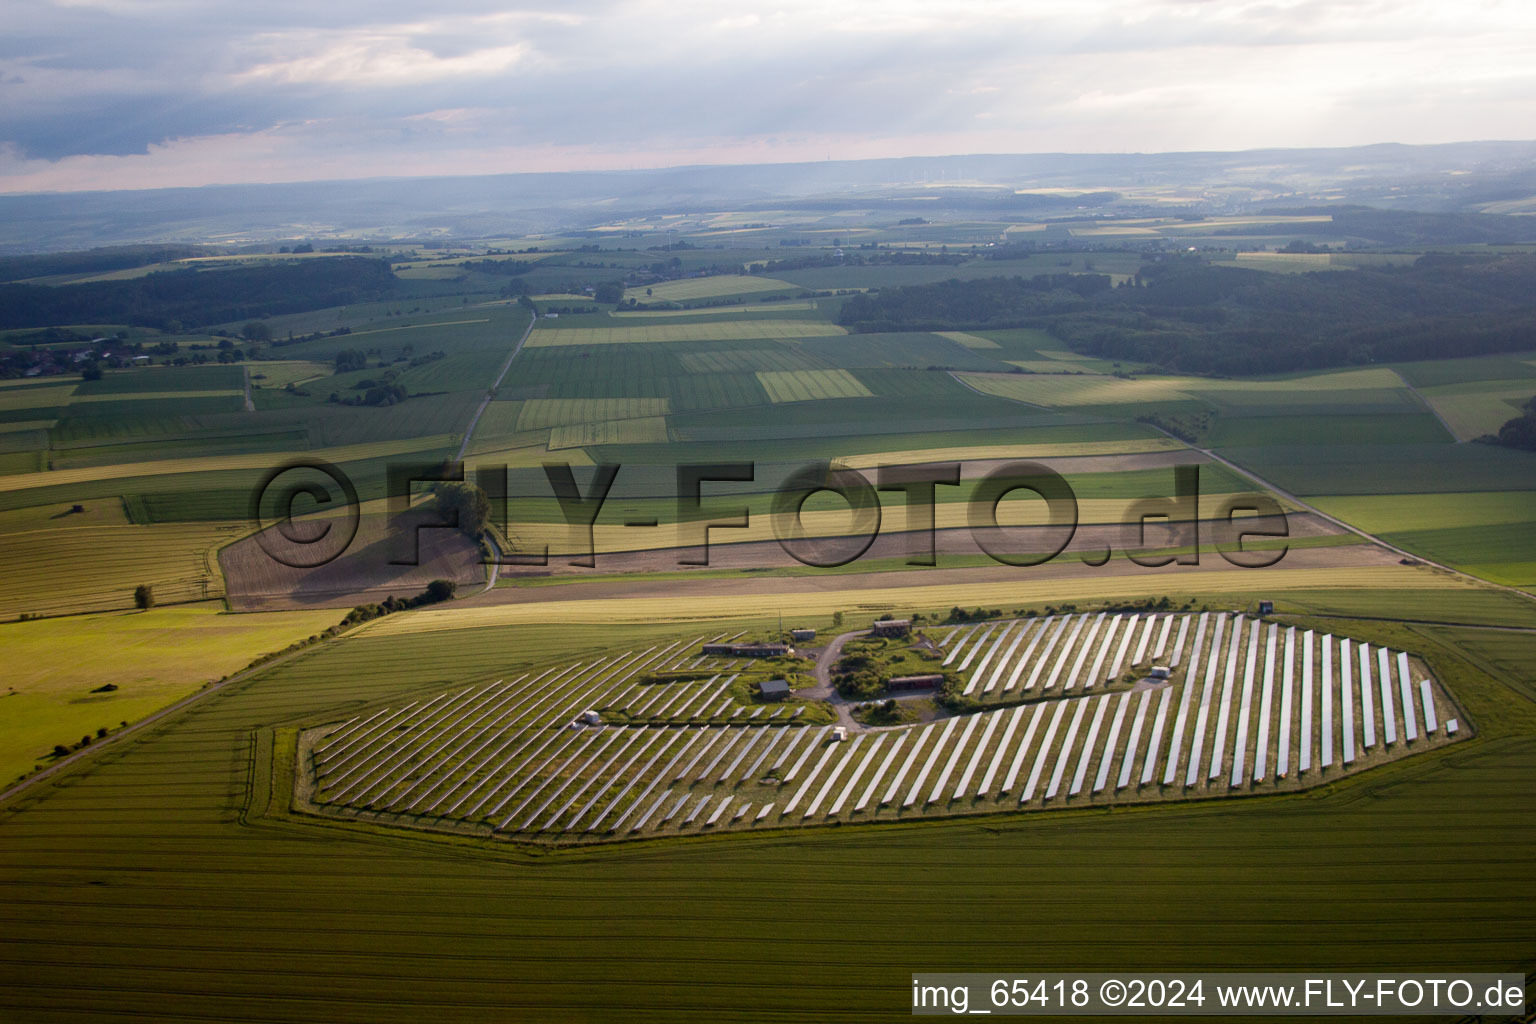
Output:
top-left (759, 679), bottom-right (792, 701)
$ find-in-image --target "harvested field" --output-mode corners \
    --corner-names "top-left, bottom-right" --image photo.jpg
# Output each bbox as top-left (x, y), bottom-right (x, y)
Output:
top-left (612, 302), bottom-right (817, 318)
top-left (0, 434), bottom-right (458, 494)
top-left (525, 321), bottom-right (844, 347)
top-left (0, 521), bottom-right (239, 618)
top-left (371, 561), bottom-right (1456, 634)
top-left (757, 369), bottom-right (873, 403)
top-left (221, 512), bottom-right (487, 612)
top-left (624, 275), bottom-right (799, 302)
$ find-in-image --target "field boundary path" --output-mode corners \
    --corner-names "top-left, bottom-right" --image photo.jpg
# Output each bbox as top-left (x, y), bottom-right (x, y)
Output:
top-left (1401, 376), bottom-right (1461, 441)
top-left (456, 313), bottom-right (535, 463)
top-left (449, 313), bottom-right (532, 595)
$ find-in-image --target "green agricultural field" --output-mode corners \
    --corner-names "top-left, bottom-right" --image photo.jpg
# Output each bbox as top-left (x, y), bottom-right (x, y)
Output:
top-left (515, 397), bottom-right (670, 430)
top-left (1391, 352), bottom-right (1536, 387)
top-left (935, 331), bottom-right (1001, 349)
top-left (1310, 491), bottom-right (1536, 533)
top-left (1311, 492), bottom-right (1536, 589)
top-left (1204, 412), bottom-right (1452, 447)
top-left (548, 416), bottom-right (670, 449)
top-left (0, 381), bottom-right (76, 411)
top-left (970, 327), bottom-right (1067, 353)
top-left (757, 368), bottom-right (873, 403)
top-left (959, 372), bottom-right (1196, 407)
top-left (1418, 382), bottom-right (1536, 441)
top-left (850, 368), bottom-right (979, 399)
top-left (959, 367), bottom-right (1419, 412)
top-left (0, 449), bottom-right (43, 475)
top-left (0, 602), bottom-right (345, 785)
top-left (624, 275), bottom-right (799, 302)
top-left (1213, 252), bottom-right (1417, 273)
top-left (675, 345), bottom-right (831, 374)
top-left (798, 332), bottom-right (1007, 371)
top-left (524, 320), bottom-right (844, 347)
top-left (1220, 443), bottom-right (1536, 496)
top-left (246, 360), bottom-right (332, 389)
top-left (74, 364), bottom-right (244, 394)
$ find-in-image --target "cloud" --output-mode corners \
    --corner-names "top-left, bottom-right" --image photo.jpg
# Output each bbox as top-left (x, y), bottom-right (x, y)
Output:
top-left (1, 0), bottom-right (1533, 191)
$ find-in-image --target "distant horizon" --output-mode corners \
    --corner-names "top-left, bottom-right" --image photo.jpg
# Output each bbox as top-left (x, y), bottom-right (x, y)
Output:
top-left (4, 137), bottom-right (1535, 199)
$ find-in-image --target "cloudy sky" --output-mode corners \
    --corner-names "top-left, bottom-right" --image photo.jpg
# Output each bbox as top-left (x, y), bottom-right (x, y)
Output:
top-left (2, 0), bottom-right (1533, 193)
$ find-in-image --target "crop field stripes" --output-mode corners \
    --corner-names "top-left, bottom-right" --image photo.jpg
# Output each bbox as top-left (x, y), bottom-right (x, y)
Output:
top-left (298, 620), bottom-right (1461, 843)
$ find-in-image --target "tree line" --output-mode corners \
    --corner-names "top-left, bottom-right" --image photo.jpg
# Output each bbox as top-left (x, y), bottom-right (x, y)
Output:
top-left (0, 256), bottom-right (397, 331)
top-left (838, 254), bottom-right (1536, 375)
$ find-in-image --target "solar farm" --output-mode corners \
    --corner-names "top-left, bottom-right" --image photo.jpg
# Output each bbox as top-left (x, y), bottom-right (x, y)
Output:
top-left (299, 613), bottom-right (1462, 843)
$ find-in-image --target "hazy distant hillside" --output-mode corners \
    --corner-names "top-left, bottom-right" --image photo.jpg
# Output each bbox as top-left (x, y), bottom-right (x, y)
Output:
top-left (3, 141), bottom-right (1534, 254)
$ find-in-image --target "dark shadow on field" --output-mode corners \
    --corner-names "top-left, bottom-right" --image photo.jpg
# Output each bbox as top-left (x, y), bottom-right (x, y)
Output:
top-left (221, 514), bottom-right (483, 611)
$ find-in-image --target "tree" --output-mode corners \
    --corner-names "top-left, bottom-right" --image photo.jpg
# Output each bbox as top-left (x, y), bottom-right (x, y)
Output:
top-left (81, 364), bottom-right (102, 381)
top-left (424, 579), bottom-right (458, 603)
top-left (593, 281), bottom-right (624, 304)
top-left (334, 348), bottom-right (367, 372)
top-left (241, 321), bottom-right (272, 344)
top-left (429, 481), bottom-right (490, 539)
top-left (133, 584), bottom-right (154, 610)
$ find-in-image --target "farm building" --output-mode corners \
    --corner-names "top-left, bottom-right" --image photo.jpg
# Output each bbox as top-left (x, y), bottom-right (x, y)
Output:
top-left (759, 679), bottom-right (792, 701)
top-left (870, 619), bottom-right (910, 638)
top-left (887, 674), bottom-right (942, 692)
top-left (701, 642), bottom-right (793, 658)
top-left (790, 628), bottom-right (816, 642)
